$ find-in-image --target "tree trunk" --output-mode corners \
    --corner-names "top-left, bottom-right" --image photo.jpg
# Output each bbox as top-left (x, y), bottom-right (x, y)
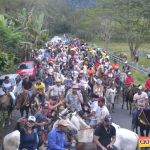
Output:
top-left (104, 39), bottom-right (109, 51)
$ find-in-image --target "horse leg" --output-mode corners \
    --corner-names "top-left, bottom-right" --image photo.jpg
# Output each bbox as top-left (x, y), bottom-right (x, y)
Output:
top-left (146, 127), bottom-right (150, 137)
top-left (112, 103), bottom-right (115, 113)
top-left (122, 96), bottom-right (124, 109)
top-left (126, 100), bottom-right (129, 110)
top-left (2, 110), bottom-right (5, 128)
top-left (8, 108), bottom-right (12, 126)
top-left (20, 108), bottom-right (24, 117)
top-left (140, 127), bottom-right (145, 136)
top-left (26, 107), bottom-right (29, 118)
top-left (129, 102), bottom-right (132, 115)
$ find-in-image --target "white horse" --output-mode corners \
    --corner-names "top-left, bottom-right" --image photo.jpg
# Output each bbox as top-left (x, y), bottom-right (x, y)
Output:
top-left (114, 128), bottom-right (138, 150)
top-left (53, 111), bottom-right (93, 143)
top-left (3, 130), bottom-right (20, 150)
top-left (53, 109), bottom-right (139, 150)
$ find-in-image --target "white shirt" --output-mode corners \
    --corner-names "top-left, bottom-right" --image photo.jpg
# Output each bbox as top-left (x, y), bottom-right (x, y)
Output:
top-left (96, 105), bottom-right (109, 123)
top-left (49, 85), bottom-right (65, 97)
top-left (133, 92), bottom-right (148, 109)
top-left (89, 101), bottom-right (99, 121)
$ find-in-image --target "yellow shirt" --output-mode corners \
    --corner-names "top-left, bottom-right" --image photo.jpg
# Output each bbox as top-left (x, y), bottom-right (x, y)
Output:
top-left (34, 82), bottom-right (45, 95)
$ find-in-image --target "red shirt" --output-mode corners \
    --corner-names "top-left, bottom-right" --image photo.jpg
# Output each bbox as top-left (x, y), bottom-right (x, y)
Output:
top-left (124, 76), bottom-right (134, 85)
top-left (145, 78), bottom-right (150, 90)
top-left (94, 60), bottom-right (100, 69)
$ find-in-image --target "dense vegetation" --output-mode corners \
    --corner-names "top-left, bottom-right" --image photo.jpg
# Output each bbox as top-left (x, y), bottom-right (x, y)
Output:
top-left (0, 0), bottom-right (150, 74)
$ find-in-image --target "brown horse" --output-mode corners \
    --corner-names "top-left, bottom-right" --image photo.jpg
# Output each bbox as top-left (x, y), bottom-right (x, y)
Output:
top-left (122, 85), bottom-right (138, 114)
top-left (16, 91), bottom-right (30, 118)
top-left (30, 96), bottom-right (41, 115)
top-left (0, 94), bottom-right (13, 128)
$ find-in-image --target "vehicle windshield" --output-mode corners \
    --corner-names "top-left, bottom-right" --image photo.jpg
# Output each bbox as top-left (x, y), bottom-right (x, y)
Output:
top-left (18, 63), bottom-right (34, 70)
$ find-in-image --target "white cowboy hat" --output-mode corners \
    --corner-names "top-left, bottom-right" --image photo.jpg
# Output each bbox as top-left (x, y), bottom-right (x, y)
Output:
top-left (55, 78), bottom-right (62, 83)
top-left (96, 79), bottom-right (102, 84)
top-left (58, 119), bottom-right (69, 127)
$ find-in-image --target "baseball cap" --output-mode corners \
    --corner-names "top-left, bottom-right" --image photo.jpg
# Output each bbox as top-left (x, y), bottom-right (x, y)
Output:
top-left (28, 116), bottom-right (36, 122)
top-left (43, 103), bottom-right (49, 109)
top-left (138, 85), bottom-right (143, 90)
top-left (104, 115), bottom-right (112, 124)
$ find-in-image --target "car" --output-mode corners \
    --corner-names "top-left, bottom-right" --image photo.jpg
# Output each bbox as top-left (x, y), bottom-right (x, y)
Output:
top-left (147, 53), bottom-right (150, 59)
top-left (0, 74), bottom-right (23, 96)
top-left (16, 61), bottom-right (38, 80)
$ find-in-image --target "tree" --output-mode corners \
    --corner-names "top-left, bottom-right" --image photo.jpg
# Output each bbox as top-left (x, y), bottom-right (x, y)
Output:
top-left (0, 14), bottom-right (22, 53)
top-left (92, 15), bottom-right (115, 51)
top-left (113, 0), bottom-right (150, 59)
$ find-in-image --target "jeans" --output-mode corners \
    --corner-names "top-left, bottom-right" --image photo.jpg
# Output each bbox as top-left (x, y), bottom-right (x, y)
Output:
top-left (28, 90), bottom-right (32, 98)
top-left (86, 119), bottom-right (97, 126)
top-left (9, 92), bottom-right (16, 106)
top-left (131, 108), bottom-right (140, 129)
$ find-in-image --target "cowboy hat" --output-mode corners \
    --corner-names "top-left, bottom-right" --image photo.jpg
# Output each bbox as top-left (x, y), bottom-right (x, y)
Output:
top-left (55, 78), bottom-right (62, 82)
top-left (72, 85), bottom-right (79, 89)
top-left (58, 119), bottom-right (69, 126)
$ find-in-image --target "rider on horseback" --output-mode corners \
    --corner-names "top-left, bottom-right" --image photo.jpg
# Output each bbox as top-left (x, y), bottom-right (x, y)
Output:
top-left (124, 72), bottom-right (134, 86)
top-left (94, 115), bottom-right (118, 150)
top-left (34, 78), bottom-right (46, 106)
top-left (132, 85), bottom-right (149, 131)
top-left (65, 84), bottom-right (84, 116)
top-left (22, 77), bottom-right (33, 99)
top-left (2, 76), bottom-right (16, 107)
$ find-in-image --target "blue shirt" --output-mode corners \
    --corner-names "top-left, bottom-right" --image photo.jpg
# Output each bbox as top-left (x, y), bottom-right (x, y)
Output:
top-left (44, 51), bottom-right (50, 58)
top-left (47, 128), bottom-right (70, 150)
top-left (19, 127), bottom-right (38, 150)
top-left (43, 76), bottom-right (54, 87)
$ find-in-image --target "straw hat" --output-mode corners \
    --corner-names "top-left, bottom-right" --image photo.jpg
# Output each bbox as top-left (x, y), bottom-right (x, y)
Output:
top-left (72, 85), bottom-right (79, 89)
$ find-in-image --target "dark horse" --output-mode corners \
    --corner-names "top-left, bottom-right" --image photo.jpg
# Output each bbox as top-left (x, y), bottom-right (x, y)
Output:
top-left (122, 85), bottom-right (138, 114)
top-left (136, 106), bottom-right (150, 136)
top-left (0, 94), bottom-right (13, 128)
top-left (16, 91), bottom-right (30, 118)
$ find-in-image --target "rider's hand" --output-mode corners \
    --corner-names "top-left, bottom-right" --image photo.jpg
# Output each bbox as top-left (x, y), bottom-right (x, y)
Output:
top-left (107, 143), bottom-right (113, 149)
top-left (42, 122), bottom-right (47, 126)
top-left (101, 146), bottom-right (107, 150)
top-left (17, 117), bottom-right (27, 126)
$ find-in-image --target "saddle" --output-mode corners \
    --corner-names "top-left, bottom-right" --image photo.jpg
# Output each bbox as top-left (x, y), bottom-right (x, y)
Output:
top-left (138, 107), bottom-right (150, 126)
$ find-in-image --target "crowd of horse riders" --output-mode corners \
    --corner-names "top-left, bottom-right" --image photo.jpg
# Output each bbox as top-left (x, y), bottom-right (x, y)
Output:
top-left (1, 35), bottom-right (150, 150)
